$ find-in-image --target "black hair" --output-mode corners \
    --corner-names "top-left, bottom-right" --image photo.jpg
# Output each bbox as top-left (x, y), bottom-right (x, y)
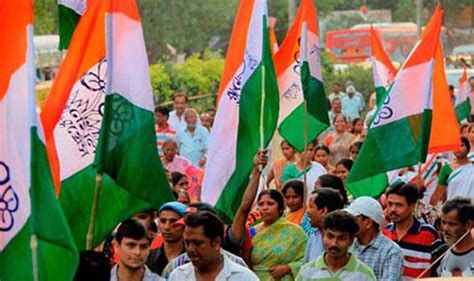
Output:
top-left (333, 82), bottom-right (341, 86)
top-left (385, 182), bottom-right (420, 205)
top-left (461, 136), bottom-right (471, 152)
top-left (311, 187), bottom-right (344, 212)
top-left (442, 197), bottom-right (474, 225)
top-left (74, 250), bottom-right (110, 281)
top-left (171, 171), bottom-right (186, 186)
top-left (184, 211), bottom-right (224, 242)
top-left (154, 106), bottom-right (170, 117)
top-left (205, 108), bottom-right (216, 114)
top-left (257, 189), bottom-right (285, 216)
top-left (188, 202), bottom-right (218, 215)
top-left (315, 145), bottom-right (330, 154)
top-left (349, 141), bottom-right (363, 152)
top-left (116, 218), bottom-right (151, 245)
top-left (449, 85), bottom-right (454, 91)
top-left (323, 210), bottom-right (359, 236)
top-left (282, 180), bottom-right (304, 199)
top-left (280, 139), bottom-right (295, 149)
top-left (173, 92), bottom-right (188, 102)
top-left (468, 76), bottom-right (474, 82)
top-left (318, 174), bottom-right (348, 203)
top-left (336, 158), bottom-right (353, 171)
top-left (333, 113), bottom-right (347, 124)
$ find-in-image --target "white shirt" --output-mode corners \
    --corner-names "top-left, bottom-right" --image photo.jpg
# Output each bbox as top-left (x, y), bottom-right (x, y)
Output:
top-left (168, 110), bottom-right (186, 132)
top-left (169, 253), bottom-right (258, 281)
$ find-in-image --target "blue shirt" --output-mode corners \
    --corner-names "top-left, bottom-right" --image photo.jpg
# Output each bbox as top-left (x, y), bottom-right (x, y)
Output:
top-left (351, 232), bottom-right (404, 281)
top-left (342, 94), bottom-right (364, 121)
top-left (304, 228), bottom-right (324, 264)
top-left (175, 125), bottom-right (209, 167)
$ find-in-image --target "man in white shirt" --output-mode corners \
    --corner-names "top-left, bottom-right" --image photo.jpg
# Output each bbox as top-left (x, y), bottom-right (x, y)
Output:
top-left (328, 82), bottom-right (345, 103)
top-left (168, 92), bottom-right (188, 132)
top-left (342, 85), bottom-right (364, 122)
top-left (169, 211), bottom-right (258, 281)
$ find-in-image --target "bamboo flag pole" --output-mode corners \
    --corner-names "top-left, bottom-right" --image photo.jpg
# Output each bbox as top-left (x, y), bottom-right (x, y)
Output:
top-left (30, 234), bottom-right (39, 281)
top-left (301, 22), bottom-right (309, 196)
top-left (259, 65), bottom-right (266, 174)
top-left (86, 173), bottom-right (103, 250)
top-left (86, 14), bottom-right (113, 250)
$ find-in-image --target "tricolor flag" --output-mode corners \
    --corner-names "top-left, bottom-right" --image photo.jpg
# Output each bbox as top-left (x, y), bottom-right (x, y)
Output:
top-left (274, 0), bottom-right (329, 152)
top-left (455, 67), bottom-right (471, 122)
top-left (41, 0), bottom-right (174, 249)
top-left (346, 6), bottom-right (444, 197)
top-left (370, 26), bottom-right (397, 107)
top-left (58, 0), bottom-right (86, 50)
top-left (0, 1), bottom-right (78, 280)
top-left (201, 0), bottom-right (279, 222)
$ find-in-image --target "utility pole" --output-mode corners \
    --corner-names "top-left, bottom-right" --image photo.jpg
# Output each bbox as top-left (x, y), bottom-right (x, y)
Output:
top-left (416, 0), bottom-right (423, 36)
top-left (288, 0), bottom-right (296, 26)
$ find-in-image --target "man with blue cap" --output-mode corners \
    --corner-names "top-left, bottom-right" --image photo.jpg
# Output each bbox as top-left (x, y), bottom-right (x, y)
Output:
top-left (147, 202), bottom-right (187, 277)
top-left (345, 196), bottom-right (404, 281)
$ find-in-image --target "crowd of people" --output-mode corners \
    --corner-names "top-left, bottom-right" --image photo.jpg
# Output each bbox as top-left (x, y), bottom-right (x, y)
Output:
top-left (74, 80), bottom-right (474, 280)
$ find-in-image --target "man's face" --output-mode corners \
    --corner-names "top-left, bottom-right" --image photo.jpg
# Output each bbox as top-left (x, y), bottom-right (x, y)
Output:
top-left (332, 84), bottom-right (340, 93)
top-left (117, 236), bottom-right (151, 270)
top-left (183, 225), bottom-right (220, 269)
top-left (162, 143), bottom-right (177, 161)
top-left (307, 194), bottom-right (325, 228)
top-left (354, 215), bottom-right (371, 239)
top-left (441, 209), bottom-right (469, 245)
top-left (454, 142), bottom-right (468, 159)
top-left (158, 210), bottom-right (184, 243)
top-left (386, 194), bottom-right (414, 223)
top-left (174, 96), bottom-right (187, 114)
top-left (332, 100), bottom-right (342, 113)
top-left (185, 112), bottom-right (197, 128)
top-left (323, 228), bottom-right (354, 259)
top-left (155, 111), bottom-right (167, 126)
top-left (200, 114), bottom-right (212, 129)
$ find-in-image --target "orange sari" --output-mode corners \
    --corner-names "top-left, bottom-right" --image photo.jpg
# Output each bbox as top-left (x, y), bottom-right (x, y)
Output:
top-left (286, 208), bottom-right (305, 225)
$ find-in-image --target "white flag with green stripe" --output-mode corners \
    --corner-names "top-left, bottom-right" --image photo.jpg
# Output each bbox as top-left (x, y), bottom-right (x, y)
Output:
top-left (58, 0), bottom-right (86, 50)
top-left (202, 0), bottom-right (279, 222)
top-left (455, 67), bottom-right (471, 122)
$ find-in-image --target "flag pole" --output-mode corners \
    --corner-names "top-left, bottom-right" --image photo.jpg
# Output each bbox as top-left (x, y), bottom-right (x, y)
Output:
top-left (86, 173), bottom-right (102, 249)
top-left (303, 100), bottom-right (308, 193)
top-left (259, 65), bottom-right (266, 174)
top-left (30, 234), bottom-right (39, 281)
top-left (86, 14), bottom-right (113, 250)
top-left (301, 22), bottom-right (308, 196)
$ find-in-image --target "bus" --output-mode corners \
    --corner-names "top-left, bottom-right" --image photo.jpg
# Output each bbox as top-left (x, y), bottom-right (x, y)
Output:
top-left (326, 22), bottom-right (419, 63)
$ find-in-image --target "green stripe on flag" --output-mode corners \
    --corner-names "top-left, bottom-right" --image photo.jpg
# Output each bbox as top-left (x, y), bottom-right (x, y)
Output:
top-left (214, 16), bottom-right (279, 223)
top-left (456, 99), bottom-right (471, 123)
top-left (375, 86), bottom-right (386, 108)
top-left (279, 61), bottom-right (329, 152)
top-left (1, 127), bottom-right (78, 281)
top-left (58, 4), bottom-right (81, 50)
top-left (347, 111), bottom-right (432, 197)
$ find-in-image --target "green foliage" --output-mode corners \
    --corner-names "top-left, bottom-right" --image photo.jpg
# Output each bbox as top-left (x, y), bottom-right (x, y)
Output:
top-left (150, 51), bottom-right (224, 110)
top-left (35, 0), bottom-right (57, 35)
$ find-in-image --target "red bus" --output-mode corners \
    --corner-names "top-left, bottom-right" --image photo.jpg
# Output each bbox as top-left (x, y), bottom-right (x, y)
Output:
top-left (326, 23), bottom-right (419, 63)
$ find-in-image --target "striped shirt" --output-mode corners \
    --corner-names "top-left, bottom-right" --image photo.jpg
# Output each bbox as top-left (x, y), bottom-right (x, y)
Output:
top-left (383, 218), bottom-right (442, 279)
top-left (156, 124), bottom-right (175, 155)
top-left (296, 253), bottom-right (376, 281)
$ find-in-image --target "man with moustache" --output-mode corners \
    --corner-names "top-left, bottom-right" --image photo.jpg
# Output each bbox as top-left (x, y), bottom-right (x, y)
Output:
top-left (147, 202), bottom-right (187, 277)
top-left (169, 211), bottom-right (258, 280)
top-left (383, 183), bottom-right (443, 279)
top-left (175, 108), bottom-right (209, 168)
top-left (297, 210), bottom-right (376, 281)
top-left (437, 197), bottom-right (474, 277)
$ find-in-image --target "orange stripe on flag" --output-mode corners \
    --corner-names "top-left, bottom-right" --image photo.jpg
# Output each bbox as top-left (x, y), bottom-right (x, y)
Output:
top-left (370, 26), bottom-right (397, 76)
top-left (275, 0), bottom-right (319, 76)
top-left (40, 0), bottom-right (107, 194)
top-left (216, 0), bottom-right (254, 105)
top-left (403, 7), bottom-right (443, 69)
top-left (108, 0), bottom-right (140, 21)
top-left (0, 1), bottom-right (33, 101)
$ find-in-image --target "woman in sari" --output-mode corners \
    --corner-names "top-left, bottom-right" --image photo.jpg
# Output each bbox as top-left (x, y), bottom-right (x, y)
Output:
top-left (431, 137), bottom-right (474, 205)
top-left (324, 114), bottom-right (355, 166)
top-left (251, 190), bottom-right (307, 281)
top-left (282, 180), bottom-right (305, 225)
top-left (267, 140), bottom-right (296, 190)
top-left (280, 141), bottom-right (327, 197)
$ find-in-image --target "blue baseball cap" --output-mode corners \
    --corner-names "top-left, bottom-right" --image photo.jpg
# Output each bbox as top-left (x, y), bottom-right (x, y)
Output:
top-left (159, 201), bottom-right (186, 217)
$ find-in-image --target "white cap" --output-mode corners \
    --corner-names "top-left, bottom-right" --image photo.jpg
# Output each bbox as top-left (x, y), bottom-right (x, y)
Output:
top-left (345, 196), bottom-right (384, 226)
top-left (346, 85), bottom-right (356, 94)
